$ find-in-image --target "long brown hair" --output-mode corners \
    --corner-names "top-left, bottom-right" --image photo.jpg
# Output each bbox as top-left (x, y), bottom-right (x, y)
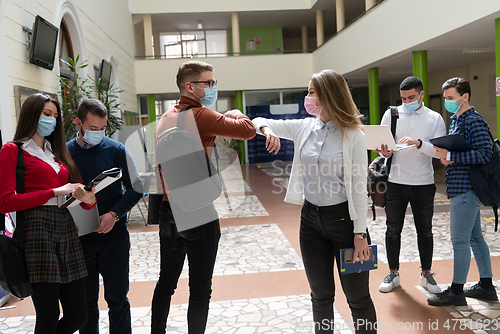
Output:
top-left (310, 70), bottom-right (363, 137)
top-left (13, 93), bottom-right (82, 182)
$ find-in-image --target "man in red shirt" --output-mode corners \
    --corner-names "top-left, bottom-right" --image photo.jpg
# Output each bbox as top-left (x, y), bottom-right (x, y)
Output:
top-left (150, 61), bottom-right (255, 334)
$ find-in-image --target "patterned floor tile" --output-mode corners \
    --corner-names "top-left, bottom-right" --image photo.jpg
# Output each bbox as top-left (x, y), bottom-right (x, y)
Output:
top-left (0, 296), bottom-right (353, 334)
top-left (129, 224), bottom-right (304, 282)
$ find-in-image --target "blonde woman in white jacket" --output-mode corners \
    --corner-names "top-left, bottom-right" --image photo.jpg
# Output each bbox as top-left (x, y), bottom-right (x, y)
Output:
top-left (253, 70), bottom-right (376, 334)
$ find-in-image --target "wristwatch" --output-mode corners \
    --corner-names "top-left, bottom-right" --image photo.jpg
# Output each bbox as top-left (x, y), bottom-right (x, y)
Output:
top-left (355, 232), bottom-right (367, 239)
top-left (417, 139), bottom-right (423, 149)
top-left (109, 210), bottom-right (120, 222)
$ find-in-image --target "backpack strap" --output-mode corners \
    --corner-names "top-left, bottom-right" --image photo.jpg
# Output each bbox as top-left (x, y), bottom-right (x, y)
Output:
top-left (370, 107), bottom-right (398, 221)
top-left (385, 106), bottom-right (399, 176)
top-left (176, 104), bottom-right (220, 177)
top-left (0, 142), bottom-right (26, 239)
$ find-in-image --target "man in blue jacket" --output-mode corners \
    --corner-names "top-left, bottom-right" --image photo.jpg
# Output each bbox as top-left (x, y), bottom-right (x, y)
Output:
top-left (67, 99), bottom-right (143, 334)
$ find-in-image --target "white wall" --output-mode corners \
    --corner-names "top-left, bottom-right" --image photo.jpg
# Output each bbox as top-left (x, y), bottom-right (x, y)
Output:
top-left (130, 0), bottom-right (318, 14)
top-left (0, 0), bottom-right (138, 142)
top-left (312, 0), bottom-right (500, 75)
top-left (135, 53), bottom-right (313, 94)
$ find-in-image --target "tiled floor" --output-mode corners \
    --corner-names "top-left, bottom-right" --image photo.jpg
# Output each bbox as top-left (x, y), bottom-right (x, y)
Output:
top-left (2, 162), bottom-right (500, 333)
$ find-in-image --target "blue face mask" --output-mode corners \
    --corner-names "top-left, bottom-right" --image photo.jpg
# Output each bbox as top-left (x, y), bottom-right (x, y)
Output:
top-left (83, 127), bottom-right (105, 146)
top-left (194, 85), bottom-right (218, 108)
top-left (403, 99), bottom-right (421, 113)
top-left (444, 96), bottom-right (464, 114)
top-left (37, 115), bottom-right (57, 137)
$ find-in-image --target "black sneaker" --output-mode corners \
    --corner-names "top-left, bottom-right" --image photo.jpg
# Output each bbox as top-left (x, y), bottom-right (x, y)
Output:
top-left (464, 283), bottom-right (498, 301)
top-left (427, 287), bottom-right (467, 306)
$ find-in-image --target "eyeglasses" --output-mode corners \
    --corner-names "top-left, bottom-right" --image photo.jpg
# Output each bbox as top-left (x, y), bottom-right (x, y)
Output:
top-left (190, 80), bottom-right (217, 88)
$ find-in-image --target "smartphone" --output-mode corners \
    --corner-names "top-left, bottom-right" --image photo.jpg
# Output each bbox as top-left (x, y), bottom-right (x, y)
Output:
top-left (344, 248), bottom-right (373, 263)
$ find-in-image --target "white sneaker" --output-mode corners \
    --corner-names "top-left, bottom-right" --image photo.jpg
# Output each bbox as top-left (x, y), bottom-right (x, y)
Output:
top-left (420, 272), bottom-right (442, 294)
top-left (379, 272), bottom-right (400, 293)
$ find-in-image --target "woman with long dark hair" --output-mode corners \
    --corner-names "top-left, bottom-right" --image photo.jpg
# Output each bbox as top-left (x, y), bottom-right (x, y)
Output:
top-left (0, 93), bottom-right (96, 333)
top-left (253, 70), bottom-right (377, 333)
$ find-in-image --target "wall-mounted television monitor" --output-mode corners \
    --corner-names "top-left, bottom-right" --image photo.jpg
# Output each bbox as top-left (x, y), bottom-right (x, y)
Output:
top-left (98, 59), bottom-right (112, 90)
top-left (29, 15), bottom-right (59, 71)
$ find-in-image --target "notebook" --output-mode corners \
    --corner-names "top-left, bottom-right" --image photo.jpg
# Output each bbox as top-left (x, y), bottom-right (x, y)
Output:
top-left (362, 125), bottom-right (414, 151)
top-left (340, 244), bottom-right (378, 275)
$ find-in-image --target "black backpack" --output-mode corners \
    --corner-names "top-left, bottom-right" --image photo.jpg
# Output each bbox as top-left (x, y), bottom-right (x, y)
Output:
top-left (462, 115), bottom-right (500, 231)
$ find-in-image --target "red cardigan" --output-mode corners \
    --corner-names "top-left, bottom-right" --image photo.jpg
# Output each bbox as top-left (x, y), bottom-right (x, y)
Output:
top-left (0, 142), bottom-right (93, 213)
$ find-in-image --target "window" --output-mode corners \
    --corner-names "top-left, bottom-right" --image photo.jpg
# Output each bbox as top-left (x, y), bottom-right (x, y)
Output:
top-left (160, 30), bottom-right (227, 58)
top-left (59, 19), bottom-right (74, 71)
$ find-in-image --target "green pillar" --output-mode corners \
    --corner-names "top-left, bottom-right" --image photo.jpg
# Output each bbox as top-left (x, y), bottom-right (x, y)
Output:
top-left (496, 18), bottom-right (500, 138)
top-left (235, 91), bottom-right (245, 162)
top-left (148, 94), bottom-right (156, 152)
top-left (413, 51), bottom-right (428, 107)
top-left (368, 67), bottom-right (380, 161)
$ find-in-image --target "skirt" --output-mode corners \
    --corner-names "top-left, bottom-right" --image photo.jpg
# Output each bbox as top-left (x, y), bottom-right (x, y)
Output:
top-left (22, 206), bottom-right (87, 284)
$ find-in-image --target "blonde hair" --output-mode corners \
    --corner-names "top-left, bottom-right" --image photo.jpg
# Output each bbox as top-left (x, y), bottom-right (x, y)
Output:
top-left (310, 69), bottom-right (363, 137)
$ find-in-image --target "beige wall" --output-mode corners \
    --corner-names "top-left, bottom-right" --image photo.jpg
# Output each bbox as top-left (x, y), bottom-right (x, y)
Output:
top-left (0, 0), bottom-right (137, 141)
top-left (135, 53), bottom-right (313, 95)
top-left (130, 0), bottom-right (318, 14)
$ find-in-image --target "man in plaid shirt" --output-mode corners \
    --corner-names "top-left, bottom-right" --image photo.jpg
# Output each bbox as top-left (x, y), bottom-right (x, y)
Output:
top-left (428, 77), bottom-right (497, 306)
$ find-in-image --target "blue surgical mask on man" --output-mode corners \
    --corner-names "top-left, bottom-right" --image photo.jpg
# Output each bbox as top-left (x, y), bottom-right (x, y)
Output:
top-left (444, 96), bottom-right (465, 114)
top-left (403, 99), bottom-right (421, 113)
top-left (37, 115), bottom-right (57, 137)
top-left (194, 85), bottom-right (218, 108)
top-left (82, 127), bottom-right (105, 146)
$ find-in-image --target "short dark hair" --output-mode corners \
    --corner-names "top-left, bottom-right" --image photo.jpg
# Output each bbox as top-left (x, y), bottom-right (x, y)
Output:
top-left (442, 77), bottom-right (471, 100)
top-left (77, 99), bottom-right (108, 122)
top-left (400, 76), bottom-right (423, 92)
top-left (176, 61), bottom-right (214, 91)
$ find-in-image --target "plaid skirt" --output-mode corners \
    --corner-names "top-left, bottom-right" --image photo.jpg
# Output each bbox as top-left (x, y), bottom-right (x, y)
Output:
top-left (22, 206), bottom-right (87, 284)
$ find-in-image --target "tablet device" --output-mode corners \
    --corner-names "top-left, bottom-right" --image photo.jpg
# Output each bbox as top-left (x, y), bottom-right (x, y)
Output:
top-left (362, 125), bottom-right (414, 151)
top-left (340, 244), bottom-right (378, 274)
top-left (60, 167), bottom-right (122, 209)
top-left (429, 133), bottom-right (471, 152)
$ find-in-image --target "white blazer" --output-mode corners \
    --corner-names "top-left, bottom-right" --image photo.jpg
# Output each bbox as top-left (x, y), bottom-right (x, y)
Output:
top-left (252, 117), bottom-right (368, 233)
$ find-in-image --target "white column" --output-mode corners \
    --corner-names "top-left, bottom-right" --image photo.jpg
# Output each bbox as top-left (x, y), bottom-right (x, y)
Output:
top-left (316, 10), bottom-right (324, 47)
top-left (231, 12), bottom-right (240, 56)
top-left (336, 0), bottom-right (345, 31)
top-left (143, 14), bottom-right (154, 57)
top-left (301, 26), bottom-right (308, 53)
top-left (365, 0), bottom-right (376, 10)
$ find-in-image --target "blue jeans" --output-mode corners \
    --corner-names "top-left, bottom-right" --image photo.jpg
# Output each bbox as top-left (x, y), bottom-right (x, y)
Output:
top-left (299, 200), bottom-right (377, 334)
top-left (384, 182), bottom-right (436, 271)
top-left (450, 190), bottom-right (493, 284)
top-left (151, 201), bottom-right (221, 334)
top-left (79, 226), bottom-right (131, 334)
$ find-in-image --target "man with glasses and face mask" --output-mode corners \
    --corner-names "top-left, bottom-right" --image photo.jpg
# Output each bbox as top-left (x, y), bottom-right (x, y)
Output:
top-left (150, 61), bottom-right (256, 334)
top-left (376, 76), bottom-right (446, 295)
top-left (67, 99), bottom-right (144, 334)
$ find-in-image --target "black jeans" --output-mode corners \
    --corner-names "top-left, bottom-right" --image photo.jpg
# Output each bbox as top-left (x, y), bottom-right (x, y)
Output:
top-left (384, 182), bottom-right (436, 271)
top-left (31, 278), bottom-right (87, 334)
top-left (300, 200), bottom-right (377, 334)
top-left (79, 226), bottom-right (132, 334)
top-left (151, 201), bottom-right (221, 334)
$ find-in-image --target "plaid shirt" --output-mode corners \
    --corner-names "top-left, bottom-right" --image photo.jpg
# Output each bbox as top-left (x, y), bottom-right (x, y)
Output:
top-left (445, 107), bottom-right (493, 198)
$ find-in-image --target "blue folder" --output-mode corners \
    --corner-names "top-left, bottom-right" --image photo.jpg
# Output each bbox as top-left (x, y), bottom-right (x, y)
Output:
top-left (340, 245), bottom-right (378, 275)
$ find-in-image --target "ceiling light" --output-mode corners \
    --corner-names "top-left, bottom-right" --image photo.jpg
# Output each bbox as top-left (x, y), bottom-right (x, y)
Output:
top-left (463, 47), bottom-right (495, 54)
top-left (197, 20), bottom-right (203, 29)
